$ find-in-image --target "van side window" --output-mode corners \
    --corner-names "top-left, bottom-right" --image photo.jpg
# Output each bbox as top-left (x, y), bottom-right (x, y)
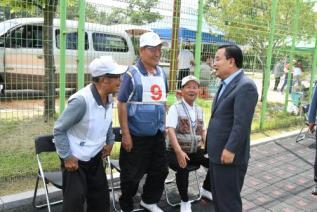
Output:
top-left (5, 25), bottom-right (43, 48)
top-left (55, 30), bottom-right (89, 50)
top-left (92, 33), bottom-right (128, 52)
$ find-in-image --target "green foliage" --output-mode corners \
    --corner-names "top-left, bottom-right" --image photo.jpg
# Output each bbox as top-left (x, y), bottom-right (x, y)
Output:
top-left (204, 0), bottom-right (317, 66)
top-left (102, 0), bottom-right (162, 25)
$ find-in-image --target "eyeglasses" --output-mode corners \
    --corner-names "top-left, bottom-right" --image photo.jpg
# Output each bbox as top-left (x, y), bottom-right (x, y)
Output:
top-left (104, 74), bottom-right (122, 79)
top-left (144, 45), bottom-right (162, 53)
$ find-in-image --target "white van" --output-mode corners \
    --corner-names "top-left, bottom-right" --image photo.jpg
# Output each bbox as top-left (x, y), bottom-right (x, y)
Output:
top-left (0, 18), bottom-right (136, 93)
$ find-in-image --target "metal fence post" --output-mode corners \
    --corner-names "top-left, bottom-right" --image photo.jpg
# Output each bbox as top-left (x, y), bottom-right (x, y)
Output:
top-left (77, 0), bottom-right (86, 90)
top-left (194, 0), bottom-right (203, 78)
top-left (59, 0), bottom-right (67, 113)
top-left (259, 0), bottom-right (278, 130)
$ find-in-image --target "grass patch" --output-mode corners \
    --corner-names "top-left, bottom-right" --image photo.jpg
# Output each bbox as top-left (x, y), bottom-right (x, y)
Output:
top-left (0, 100), bottom-right (305, 195)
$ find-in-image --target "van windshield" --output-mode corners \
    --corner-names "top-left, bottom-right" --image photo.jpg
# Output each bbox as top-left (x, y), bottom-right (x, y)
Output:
top-left (0, 21), bottom-right (19, 36)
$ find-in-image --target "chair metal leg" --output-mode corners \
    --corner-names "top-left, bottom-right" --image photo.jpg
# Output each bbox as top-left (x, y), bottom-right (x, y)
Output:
top-left (296, 126), bottom-right (306, 143)
top-left (32, 170), bottom-right (63, 210)
top-left (108, 156), bottom-right (120, 212)
top-left (164, 170), bottom-right (201, 207)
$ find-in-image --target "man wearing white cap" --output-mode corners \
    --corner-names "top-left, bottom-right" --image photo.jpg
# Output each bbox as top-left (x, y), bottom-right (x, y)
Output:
top-left (54, 56), bottom-right (127, 212)
top-left (117, 31), bottom-right (168, 212)
top-left (166, 75), bottom-right (212, 212)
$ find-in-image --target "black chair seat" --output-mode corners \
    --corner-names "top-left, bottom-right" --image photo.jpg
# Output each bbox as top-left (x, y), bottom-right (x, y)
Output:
top-left (44, 171), bottom-right (63, 189)
top-left (186, 164), bottom-right (200, 172)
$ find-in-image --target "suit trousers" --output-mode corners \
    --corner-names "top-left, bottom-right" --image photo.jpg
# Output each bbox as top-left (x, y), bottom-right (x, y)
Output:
top-left (167, 149), bottom-right (211, 202)
top-left (314, 133), bottom-right (317, 183)
top-left (209, 162), bottom-right (247, 212)
top-left (61, 152), bottom-right (110, 212)
top-left (119, 131), bottom-right (168, 212)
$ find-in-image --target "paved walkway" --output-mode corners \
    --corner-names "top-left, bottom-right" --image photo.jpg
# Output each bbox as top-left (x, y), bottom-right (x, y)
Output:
top-left (2, 133), bottom-right (317, 211)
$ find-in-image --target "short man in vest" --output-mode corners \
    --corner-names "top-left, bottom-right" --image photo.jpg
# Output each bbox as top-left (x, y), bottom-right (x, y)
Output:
top-left (117, 31), bottom-right (169, 212)
top-left (54, 56), bottom-right (127, 212)
top-left (166, 75), bottom-right (212, 212)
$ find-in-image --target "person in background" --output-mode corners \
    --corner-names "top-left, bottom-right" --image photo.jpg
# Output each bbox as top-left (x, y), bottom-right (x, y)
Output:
top-left (206, 45), bottom-right (258, 212)
top-left (199, 54), bottom-right (213, 98)
top-left (307, 82), bottom-right (317, 195)
top-left (280, 62), bottom-right (290, 93)
top-left (273, 59), bottom-right (285, 91)
top-left (117, 31), bottom-right (169, 212)
top-left (177, 41), bottom-right (195, 89)
top-left (166, 75), bottom-right (212, 212)
top-left (53, 56), bottom-right (127, 212)
top-left (293, 59), bottom-right (303, 91)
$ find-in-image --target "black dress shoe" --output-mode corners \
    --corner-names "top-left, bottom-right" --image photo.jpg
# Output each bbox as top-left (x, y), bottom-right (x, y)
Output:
top-left (312, 184), bottom-right (317, 195)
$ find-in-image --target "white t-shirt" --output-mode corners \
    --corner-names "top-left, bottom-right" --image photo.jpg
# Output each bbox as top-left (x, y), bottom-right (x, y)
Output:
top-left (178, 49), bottom-right (194, 70)
top-left (293, 67), bottom-right (302, 76)
top-left (166, 99), bottom-right (205, 129)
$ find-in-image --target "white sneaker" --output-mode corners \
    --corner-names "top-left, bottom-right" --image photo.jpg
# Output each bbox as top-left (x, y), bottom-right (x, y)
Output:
top-left (201, 187), bottom-right (213, 201)
top-left (180, 201), bottom-right (192, 212)
top-left (140, 200), bottom-right (163, 212)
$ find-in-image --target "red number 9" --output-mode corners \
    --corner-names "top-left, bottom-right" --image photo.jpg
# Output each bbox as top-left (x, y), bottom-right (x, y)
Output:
top-left (150, 84), bottom-right (162, 101)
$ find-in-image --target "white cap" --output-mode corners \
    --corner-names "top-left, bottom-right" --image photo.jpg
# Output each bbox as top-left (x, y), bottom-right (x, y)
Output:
top-left (139, 31), bottom-right (167, 48)
top-left (181, 75), bottom-right (200, 87)
top-left (89, 56), bottom-right (127, 77)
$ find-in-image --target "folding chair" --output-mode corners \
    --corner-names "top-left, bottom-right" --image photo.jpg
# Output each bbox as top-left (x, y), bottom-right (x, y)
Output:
top-left (32, 135), bottom-right (63, 212)
top-left (295, 104), bottom-right (316, 142)
top-left (164, 164), bottom-right (202, 207)
top-left (107, 127), bottom-right (122, 212)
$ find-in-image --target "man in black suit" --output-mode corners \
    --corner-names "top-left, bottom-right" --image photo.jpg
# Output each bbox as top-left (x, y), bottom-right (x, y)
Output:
top-left (206, 45), bottom-right (258, 212)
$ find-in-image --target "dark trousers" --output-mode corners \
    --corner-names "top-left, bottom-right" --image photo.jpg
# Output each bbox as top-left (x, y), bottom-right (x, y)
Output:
top-left (167, 149), bottom-right (211, 202)
top-left (119, 131), bottom-right (168, 212)
top-left (274, 77), bottom-right (281, 90)
top-left (314, 133), bottom-right (317, 183)
top-left (209, 162), bottom-right (247, 212)
top-left (177, 68), bottom-right (190, 89)
top-left (281, 73), bottom-right (293, 93)
top-left (61, 152), bottom-right (110, 212)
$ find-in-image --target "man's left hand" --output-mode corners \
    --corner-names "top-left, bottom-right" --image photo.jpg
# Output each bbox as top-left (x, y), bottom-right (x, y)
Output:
top-left (221, 149), bottom-right (235, 164)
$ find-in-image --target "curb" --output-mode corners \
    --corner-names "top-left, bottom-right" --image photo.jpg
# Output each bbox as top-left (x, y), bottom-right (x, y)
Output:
top-left (0, 173), bottom-right (120, 211)
top-left (0, 130), bottom-right (304, 210)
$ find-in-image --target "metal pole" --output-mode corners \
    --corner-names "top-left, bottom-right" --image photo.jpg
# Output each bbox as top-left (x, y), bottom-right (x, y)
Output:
top-left (309, 32), bottom-right (317, 101)
top-left (77, 0), bottom-right (86, 90)
top-left (194, 0), bottom-right (203, 78)
top-left (259, 0), bottom-right (278, 130)
top-left (284, 0), bottom-right (301, 111)
top-left (59, 0), bottom-right (66, 113)
top-left (169, 0), bottom-right (181, 91)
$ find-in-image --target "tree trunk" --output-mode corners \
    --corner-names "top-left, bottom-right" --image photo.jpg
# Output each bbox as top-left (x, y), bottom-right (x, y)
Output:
top-left (43, 0), bottom-right (58, 121)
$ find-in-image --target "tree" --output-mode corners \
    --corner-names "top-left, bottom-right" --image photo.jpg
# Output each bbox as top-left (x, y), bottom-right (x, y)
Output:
top-left (102, 0), bottom-right (162, 25)
top-left (205, 0), bottom-right (317, 99)
top-left (1, 0), bottom-right (59, 121)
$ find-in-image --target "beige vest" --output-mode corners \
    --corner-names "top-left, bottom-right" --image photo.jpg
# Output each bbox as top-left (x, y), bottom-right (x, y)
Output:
top-left (168, 101), bottom-right (204, 153)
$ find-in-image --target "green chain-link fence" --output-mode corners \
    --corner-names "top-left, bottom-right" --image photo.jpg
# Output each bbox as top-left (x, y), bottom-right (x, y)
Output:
top-left (0, 0), bottom-right (316, 197)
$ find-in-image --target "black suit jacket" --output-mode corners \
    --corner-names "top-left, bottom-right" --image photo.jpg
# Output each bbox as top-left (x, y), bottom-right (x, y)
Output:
top-left (206, 71), bottom-right (258, 165)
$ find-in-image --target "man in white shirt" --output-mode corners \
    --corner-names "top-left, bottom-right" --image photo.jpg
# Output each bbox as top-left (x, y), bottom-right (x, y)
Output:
top-left (166, 75), bottom-right (212, 212)
top-left (177, 42), bottom-right (195, 89)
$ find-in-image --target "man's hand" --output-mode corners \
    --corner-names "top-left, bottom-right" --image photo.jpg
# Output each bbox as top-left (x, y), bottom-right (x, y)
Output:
top-left (122, 133), bottom-right (133, 152)
top-left (64, 156), bottom-right (79, 171)
top-left (176, 150), bottom-right (190, 168)
top-left (102, 144), bottom-right (113, 159)
top-left (221, 149), bottom-right (235, 165)
top-left (308, 123), bottom-right (316, 133)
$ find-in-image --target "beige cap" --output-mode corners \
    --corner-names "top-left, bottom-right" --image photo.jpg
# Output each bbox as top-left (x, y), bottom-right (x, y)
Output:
top-left (89, 56), bottom-right (127, 77)
top-left (139, 31), bottom-right (167, 48)
top-left (181, 75), bottom-right (200, 87)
